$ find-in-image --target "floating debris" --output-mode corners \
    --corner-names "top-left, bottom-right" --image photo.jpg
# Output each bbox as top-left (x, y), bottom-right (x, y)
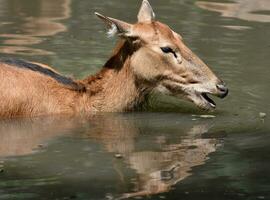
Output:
top-left (199, 115), bottom-right (216, 118)
top-left (192, 114), bottom-right (216, 119)
top-left (114, 153), bottom-right (123, 159)
top-left (259, 112), bottom-right (266, 119)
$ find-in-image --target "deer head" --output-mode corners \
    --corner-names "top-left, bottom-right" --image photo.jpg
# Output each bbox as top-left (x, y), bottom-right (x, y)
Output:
top-left (95, 0), bottom-right (228, 110)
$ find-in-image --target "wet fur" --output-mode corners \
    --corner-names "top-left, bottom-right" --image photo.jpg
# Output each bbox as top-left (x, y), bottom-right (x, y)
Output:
top-left (0, 59), bottom-right (86, 117)
top-left (0, 39), bottom-right (145, 118)
top-left (0, 58), bottom-right (85, 91)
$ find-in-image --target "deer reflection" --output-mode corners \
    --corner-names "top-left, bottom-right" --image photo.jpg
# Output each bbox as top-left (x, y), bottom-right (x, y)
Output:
top-left (196, 0), bottom-right (270, 23)
top-left (0, 114), bottom-right (222, 199)
top-left (0, 0), bottom-right (71, 55)
top-left (78, 115), bottom-right (221, 199)
top-left (0, 117), bottom-right (82, 157)
top-left (122, 124), bottom-right (218, 198)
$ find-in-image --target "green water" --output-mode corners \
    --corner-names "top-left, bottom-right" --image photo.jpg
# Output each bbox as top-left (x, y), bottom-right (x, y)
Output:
top-left (0, 0), bottom-right (270, 199)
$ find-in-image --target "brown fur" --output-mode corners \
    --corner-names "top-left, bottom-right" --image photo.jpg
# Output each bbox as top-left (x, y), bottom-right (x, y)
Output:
top-left (0, 39), bottom-right (146, 118)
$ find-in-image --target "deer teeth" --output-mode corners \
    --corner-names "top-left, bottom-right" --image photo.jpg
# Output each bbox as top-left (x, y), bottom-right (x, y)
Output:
top-left (202, 93), bottom-right (216, 108)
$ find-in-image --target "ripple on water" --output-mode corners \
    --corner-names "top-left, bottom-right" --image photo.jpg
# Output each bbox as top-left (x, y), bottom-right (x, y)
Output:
top-left (196, 0), bottom-right (270, 23)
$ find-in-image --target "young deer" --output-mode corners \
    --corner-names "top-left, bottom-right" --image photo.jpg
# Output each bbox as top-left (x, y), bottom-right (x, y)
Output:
top-left (0, 0), bottom-right (228, 118)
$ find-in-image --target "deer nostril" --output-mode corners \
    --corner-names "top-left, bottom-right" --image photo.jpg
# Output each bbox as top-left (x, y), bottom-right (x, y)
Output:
top-left (216, 83), bottom-right (228, 98)
top-left (216, 83), bottom-right (226, 92)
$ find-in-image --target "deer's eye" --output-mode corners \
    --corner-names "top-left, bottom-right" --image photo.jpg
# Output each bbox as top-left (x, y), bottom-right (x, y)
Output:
top-left (161, 47), bottom-right (173, 53)
top-left (160, 47), bottom-right (177, 58)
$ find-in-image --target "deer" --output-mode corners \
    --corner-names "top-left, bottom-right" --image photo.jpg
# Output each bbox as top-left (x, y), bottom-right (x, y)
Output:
top-left (0, 0), bottom-right (228, 118)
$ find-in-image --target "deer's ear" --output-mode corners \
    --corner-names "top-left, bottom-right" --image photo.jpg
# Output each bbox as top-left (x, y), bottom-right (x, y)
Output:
top-left (137, 0), bottom-right (155, 22)
top-left (95, 12), bottom-right (133, 38)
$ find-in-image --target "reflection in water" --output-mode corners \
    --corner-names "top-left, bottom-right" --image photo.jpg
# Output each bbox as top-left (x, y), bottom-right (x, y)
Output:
top-left (0, 117), bottom-right (77, 157)
top-left (0, 0), bottom-right (71, 55)
top-left (120, 124), bottom-right (218, 199)
top-left (196, 0), bottom-right (270, 23)
top-left (0, 115), bottom-right (222, 199)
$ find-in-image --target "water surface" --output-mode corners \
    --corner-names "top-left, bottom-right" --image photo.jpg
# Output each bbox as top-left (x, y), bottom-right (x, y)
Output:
top-left (0, 0), bottom-right (270, 199)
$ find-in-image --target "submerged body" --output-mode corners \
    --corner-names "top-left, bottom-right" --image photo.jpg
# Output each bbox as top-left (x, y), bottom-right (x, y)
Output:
top-left (0, 0), bottom-right (228, 118)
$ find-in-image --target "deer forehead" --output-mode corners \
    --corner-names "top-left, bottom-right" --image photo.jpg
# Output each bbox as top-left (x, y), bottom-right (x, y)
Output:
top-left (133, 21), bottom-right (180, 46)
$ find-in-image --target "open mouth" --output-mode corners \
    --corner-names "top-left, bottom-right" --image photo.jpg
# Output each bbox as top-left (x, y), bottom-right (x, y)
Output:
top-left (160, 81), bottom-right (220, 110)
top-left (201, 93), bottom-right (216, 108)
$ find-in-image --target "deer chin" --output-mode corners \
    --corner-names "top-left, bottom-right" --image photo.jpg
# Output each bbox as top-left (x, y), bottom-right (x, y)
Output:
top-left (162, 80), bottom-right (218, 109)
top-left (186, 92), bottom-right (216, 110)
top-left (157, 82), bottom-right (217, 110)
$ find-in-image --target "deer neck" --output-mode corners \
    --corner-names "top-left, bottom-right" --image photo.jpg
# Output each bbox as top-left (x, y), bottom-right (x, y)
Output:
top-left (82, 40), bottom-right (150, 112)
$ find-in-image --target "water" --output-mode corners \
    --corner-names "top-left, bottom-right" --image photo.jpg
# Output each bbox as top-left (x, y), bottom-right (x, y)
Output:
top-left (0, 0), bottom-right (270, 199)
